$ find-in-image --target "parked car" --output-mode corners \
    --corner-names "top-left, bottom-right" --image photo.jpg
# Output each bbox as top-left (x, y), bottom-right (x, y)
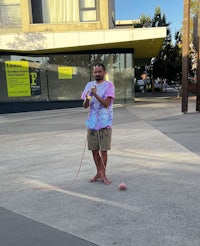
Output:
top-left (154, 80), bottom-right (162, 91)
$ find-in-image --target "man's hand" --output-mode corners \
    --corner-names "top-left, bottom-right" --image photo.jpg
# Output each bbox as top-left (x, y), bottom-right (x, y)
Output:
top-left (90, 86), bottom-right (97, 95)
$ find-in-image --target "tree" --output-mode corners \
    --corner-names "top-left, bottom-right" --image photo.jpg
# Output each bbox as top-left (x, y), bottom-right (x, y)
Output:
top-left (150, 7), bottom-right (180, 83)
top-left (151, 7), bottom-right (182, 84)
top-left (152, 7), bottom-right (170, 27)
top-left (133, 6), bottom-right (183, 86)
top-left (152, 33), bottom-right (182, 84)
top-left (133, 14), bottom-right (152, 28)
top-left (189, 0), bottom-right (198, 76)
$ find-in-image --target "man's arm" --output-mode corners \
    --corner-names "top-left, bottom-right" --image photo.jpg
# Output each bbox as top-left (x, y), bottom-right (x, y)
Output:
top-left (83, 85), bottom-right (113, 109)
top-left (83, 94), bottom-right (112, 109)
top-left (93, 93), bottom-right (112, 108)
top-left (83, 98), bottom-right (90, 108)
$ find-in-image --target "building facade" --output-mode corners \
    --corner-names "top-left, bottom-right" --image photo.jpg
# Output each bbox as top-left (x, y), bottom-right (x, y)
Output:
top-left (0, 0), bottom-right (166, 112)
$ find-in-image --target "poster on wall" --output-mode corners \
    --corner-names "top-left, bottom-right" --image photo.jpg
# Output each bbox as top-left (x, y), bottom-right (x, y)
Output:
top-left (29, 67), bottom-right (41, 96)
top-left (5, 61), bottom-right (41, 97)
top-left (58, 66), bottom-right (73, 79)
top-left (5, 61), bottom-right (31, 97)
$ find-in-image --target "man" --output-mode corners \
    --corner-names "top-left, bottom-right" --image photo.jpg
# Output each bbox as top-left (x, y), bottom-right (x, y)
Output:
top-left (81, 63), bottom-right (115, 185)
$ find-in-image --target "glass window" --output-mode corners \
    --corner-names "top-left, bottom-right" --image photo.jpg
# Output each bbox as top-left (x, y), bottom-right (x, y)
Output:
top-left (0, 55), bottom-right (48, 102)
top-left (46, 54), bottom-right (90, 100)
top-left (79, 0), bottom-right (95, 8)
top-left (0, 0), bottom-right (19, 3)
top-left (31, 0), bottom-right (80, 24)
top-left (79, 0), bottom-right (98, 22)
top-left (80, 10), bottom-right (96, 22)
top-left (0, 0), bottom-right (21, 27)
top-left (31, 0), bottom-right (99, 24)
top-left (0, 50), bottom-right (133, 103)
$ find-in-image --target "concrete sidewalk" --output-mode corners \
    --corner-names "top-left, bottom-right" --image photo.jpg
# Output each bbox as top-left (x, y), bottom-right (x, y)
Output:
top-left (0, 96), bottom-right (200, 246)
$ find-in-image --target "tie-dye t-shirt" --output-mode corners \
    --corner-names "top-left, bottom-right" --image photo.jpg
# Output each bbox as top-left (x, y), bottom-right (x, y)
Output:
top-left (81, 80), bottom-right (115, 130)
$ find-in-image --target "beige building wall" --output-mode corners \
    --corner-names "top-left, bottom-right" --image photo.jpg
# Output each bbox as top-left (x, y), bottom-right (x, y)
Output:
top-left (0, 0), bottom-right (168, 112)
top-left (0, 0), bottom-right (166, 58)
top-left (20, 0), bottom-right (114, 33)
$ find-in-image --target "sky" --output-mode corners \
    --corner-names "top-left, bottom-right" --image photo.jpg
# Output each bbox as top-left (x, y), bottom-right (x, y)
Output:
top-left (115, 0), bottom-right (183, 38)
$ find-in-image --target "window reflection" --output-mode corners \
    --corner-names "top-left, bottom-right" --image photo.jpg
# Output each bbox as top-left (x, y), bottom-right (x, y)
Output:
top-left (31, 0), bottom-right (79, 23)
top-left (31, 0), bottom-right (99, 24)
top-left (0, 51), bottom-right (134, 103)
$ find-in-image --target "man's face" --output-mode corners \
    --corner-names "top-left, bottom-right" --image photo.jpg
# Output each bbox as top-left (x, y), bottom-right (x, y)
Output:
top-left (93, 66), bottom-right (106, 81)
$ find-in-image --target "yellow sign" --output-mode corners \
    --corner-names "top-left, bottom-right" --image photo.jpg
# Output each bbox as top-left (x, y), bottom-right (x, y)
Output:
top-left (58, 66), bottom-right (73, 79)
top-left (5, 61), bottom-right (31, 97)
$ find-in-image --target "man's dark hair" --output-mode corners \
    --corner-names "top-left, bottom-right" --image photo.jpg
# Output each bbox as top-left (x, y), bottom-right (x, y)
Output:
top-left (93, 63), bottom-right (106, 71)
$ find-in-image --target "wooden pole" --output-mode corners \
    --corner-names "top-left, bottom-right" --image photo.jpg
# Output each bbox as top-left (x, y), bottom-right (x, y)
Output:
top-left (182, 0), bottom-right (190, 113)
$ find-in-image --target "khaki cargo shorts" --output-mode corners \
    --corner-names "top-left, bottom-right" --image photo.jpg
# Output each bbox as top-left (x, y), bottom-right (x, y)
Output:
top-left (87, 128), bottom-right (112, 151)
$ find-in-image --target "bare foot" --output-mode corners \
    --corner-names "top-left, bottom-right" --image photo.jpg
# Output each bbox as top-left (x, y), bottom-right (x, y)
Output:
top-left (101, 176), bottom-right (111, 185)
top-left (89, 174), bottom-right (102, 183)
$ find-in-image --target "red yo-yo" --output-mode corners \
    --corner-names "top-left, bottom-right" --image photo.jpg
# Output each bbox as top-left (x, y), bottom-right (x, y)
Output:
top-left (118, 183), bottom-right (127, 190)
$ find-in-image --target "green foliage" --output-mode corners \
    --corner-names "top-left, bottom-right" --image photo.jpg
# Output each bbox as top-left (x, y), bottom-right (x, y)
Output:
top-left (190, 0), bottom-right (198, 16)
top-left (133, 14), bottom-right (152, 27)
top-left (152, 6), bottom-right (170, 27)
top-left (153, 31), bottom-right (182, 82)
top-left (133, 6), bottom-right (170, 28)
top-left (140, 14), bottom-right (152, 26)
top-left (150, 7), bottom-right (182, 82)
top-left (147, 1), bottom-right (198, 83)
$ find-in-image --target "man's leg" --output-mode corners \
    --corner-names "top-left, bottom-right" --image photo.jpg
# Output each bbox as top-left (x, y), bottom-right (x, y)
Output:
top-left (90, 150), bottom-right (101, 182)
top-left (90, 150), bottom-right (111, 184)
top-left (99, 150), bottom-right (111, 184)
top-left (89, 128), bottom-right (111, 184)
